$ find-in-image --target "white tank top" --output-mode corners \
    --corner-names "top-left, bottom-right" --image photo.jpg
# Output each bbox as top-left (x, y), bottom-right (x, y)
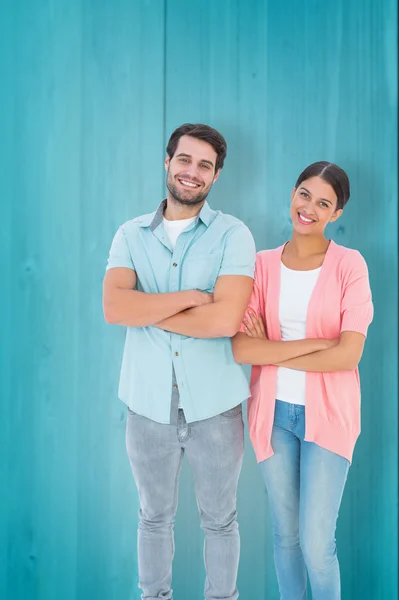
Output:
top-left (276, 262), bottom-right (321, 406)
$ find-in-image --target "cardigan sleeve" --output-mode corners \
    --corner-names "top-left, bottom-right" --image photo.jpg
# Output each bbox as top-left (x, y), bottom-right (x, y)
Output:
top-left (239, 253), bottom-right (265, 332)
top-left (340, 251), bottom-right (374, 336)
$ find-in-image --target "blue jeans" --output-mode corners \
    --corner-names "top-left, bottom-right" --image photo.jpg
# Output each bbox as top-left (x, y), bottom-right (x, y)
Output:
top-left (259, 401), bottom-right (350, 600)
top-left (126, 405), bottom-right (244, 600)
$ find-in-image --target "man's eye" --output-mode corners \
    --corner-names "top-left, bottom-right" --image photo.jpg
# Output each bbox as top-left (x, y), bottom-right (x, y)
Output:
top-left (201, 164), bottom-right (210, 169)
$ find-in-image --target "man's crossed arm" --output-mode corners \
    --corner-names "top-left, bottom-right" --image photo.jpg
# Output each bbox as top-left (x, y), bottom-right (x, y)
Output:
top-left (102, 267), bottom-right (254, 338)
top-left (156, 275), bottom-right (254, 338)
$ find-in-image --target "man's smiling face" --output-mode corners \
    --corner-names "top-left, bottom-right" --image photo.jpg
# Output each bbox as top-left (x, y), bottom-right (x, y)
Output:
top-left (165, 135), bottom-right (220, 206)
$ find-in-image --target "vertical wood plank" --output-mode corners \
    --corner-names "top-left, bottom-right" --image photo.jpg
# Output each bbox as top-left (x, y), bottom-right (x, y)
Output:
top-left (76, 1), bottom-right (165, 599)
top-left (0, 2), bottom-right (15, 598)
top-left (2, 1), bottom-right (82, 598)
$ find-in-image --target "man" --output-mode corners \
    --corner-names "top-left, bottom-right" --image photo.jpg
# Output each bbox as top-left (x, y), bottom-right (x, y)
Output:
top-left (103, 123), bottom-right (255, 600)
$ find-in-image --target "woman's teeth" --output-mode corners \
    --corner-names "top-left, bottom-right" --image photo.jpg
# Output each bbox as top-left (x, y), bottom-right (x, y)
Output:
top-left (298, 213), bottom-right (314, 224)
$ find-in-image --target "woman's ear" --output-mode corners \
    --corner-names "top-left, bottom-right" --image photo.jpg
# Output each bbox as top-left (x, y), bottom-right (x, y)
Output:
top-left (330, 208), bottom-right (343, 223)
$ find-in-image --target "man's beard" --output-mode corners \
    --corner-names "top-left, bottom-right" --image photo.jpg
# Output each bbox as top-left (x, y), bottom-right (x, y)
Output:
top-left (166, 173), bottom-right (212, 206)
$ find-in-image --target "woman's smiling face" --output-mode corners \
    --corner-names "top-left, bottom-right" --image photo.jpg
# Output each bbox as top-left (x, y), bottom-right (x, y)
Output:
top-left (290, 176), bottom-right (343, 236)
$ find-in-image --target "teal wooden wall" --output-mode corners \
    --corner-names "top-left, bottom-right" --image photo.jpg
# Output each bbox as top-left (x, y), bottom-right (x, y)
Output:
top-left (0, 1), bottom-right (397, 599)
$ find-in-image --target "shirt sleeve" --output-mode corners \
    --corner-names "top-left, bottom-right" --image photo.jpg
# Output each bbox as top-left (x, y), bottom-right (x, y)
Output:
top-left (340, 251), bottom-right (373, 336)
top-left (218, 224), bottom-right (256, 278)
top-left (106, 226), bottom-right (136, 271)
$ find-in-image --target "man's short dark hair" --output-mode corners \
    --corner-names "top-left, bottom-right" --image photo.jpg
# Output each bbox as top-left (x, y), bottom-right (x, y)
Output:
top-left (166, 123), bottom-right (227, 172)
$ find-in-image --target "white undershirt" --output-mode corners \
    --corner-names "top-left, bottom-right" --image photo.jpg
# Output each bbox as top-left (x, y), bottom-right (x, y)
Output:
top-left (276, 262), bottom-right (321, 406)
top-left (163, 216), bottom-right (197, 409)
top-left (163, 216), bottom-right (196, 250)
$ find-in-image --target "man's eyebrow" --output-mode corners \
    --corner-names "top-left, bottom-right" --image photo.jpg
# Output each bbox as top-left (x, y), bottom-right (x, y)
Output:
top-left (300, 186), bottom-right (333, 205)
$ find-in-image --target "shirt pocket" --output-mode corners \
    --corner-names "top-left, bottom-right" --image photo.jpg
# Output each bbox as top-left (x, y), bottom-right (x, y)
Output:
top-left (181, 253), bottom-right (221, 292)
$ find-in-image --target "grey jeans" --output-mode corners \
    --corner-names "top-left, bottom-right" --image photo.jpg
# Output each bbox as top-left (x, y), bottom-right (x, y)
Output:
top-left (125, 405), bottom-right (244, 600)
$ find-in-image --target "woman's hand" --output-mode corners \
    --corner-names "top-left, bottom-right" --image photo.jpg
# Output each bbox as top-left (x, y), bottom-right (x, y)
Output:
top-left (243, 310), bottom-right (268, 339)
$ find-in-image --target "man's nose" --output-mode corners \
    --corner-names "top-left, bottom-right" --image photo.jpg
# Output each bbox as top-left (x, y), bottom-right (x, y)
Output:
top-left (185, 163), bottom-right (201, 179)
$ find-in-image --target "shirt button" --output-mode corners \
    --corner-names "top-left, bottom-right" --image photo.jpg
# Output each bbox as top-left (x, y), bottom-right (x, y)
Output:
top-left (172, 262), bottom-right (178, 267)
top-left (175, 352), bottom-right (179, 356)
top-left (173, 384), bottom-right (178, 389)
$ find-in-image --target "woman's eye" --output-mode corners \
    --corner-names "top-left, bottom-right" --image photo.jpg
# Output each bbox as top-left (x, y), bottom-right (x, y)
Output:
top-left (300, 192), bottom-right (309, 198)
top-left (320, 202), bottom-right (328, 208)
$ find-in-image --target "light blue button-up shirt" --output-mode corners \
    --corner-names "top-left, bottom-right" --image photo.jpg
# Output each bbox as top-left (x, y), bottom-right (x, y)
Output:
top-left (106, 199), bottom-right (256, 424)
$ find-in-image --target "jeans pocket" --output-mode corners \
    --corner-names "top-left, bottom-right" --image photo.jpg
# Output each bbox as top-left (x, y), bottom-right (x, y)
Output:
top-left (219, 404), bottom-right (242, 419)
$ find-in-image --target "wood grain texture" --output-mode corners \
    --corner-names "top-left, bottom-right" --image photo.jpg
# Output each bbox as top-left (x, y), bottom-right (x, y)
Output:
top-left (0, 0), bottom-right (397, 598)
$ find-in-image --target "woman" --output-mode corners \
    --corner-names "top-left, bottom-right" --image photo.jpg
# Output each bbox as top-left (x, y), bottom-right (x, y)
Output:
top-left (232, 162), bottom-right (373, 600)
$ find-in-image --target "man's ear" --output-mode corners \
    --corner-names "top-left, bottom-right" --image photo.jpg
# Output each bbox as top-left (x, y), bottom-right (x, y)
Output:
top-left (164, 156), bottom-right (170, 171)
top-left (330, 208), bottom-right (343, 223)
top-left (213, 168), bottom-right (221, 183)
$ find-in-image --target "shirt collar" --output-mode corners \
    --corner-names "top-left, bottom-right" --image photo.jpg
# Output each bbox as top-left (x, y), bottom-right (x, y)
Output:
top-left (138, 199), bottom-right (216, 231)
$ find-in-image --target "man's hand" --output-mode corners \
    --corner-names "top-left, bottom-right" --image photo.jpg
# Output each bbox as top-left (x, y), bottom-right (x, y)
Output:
top-left (190, 290), bottom-right (214, 307)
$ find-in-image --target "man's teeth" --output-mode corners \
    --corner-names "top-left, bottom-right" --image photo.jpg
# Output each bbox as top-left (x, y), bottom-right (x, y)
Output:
top-left (180, 179), bottom-right (198, 188)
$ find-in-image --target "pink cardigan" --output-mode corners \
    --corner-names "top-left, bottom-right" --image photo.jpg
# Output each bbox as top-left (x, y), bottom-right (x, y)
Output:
top-left (244, 241), bottom-right (374, 464)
